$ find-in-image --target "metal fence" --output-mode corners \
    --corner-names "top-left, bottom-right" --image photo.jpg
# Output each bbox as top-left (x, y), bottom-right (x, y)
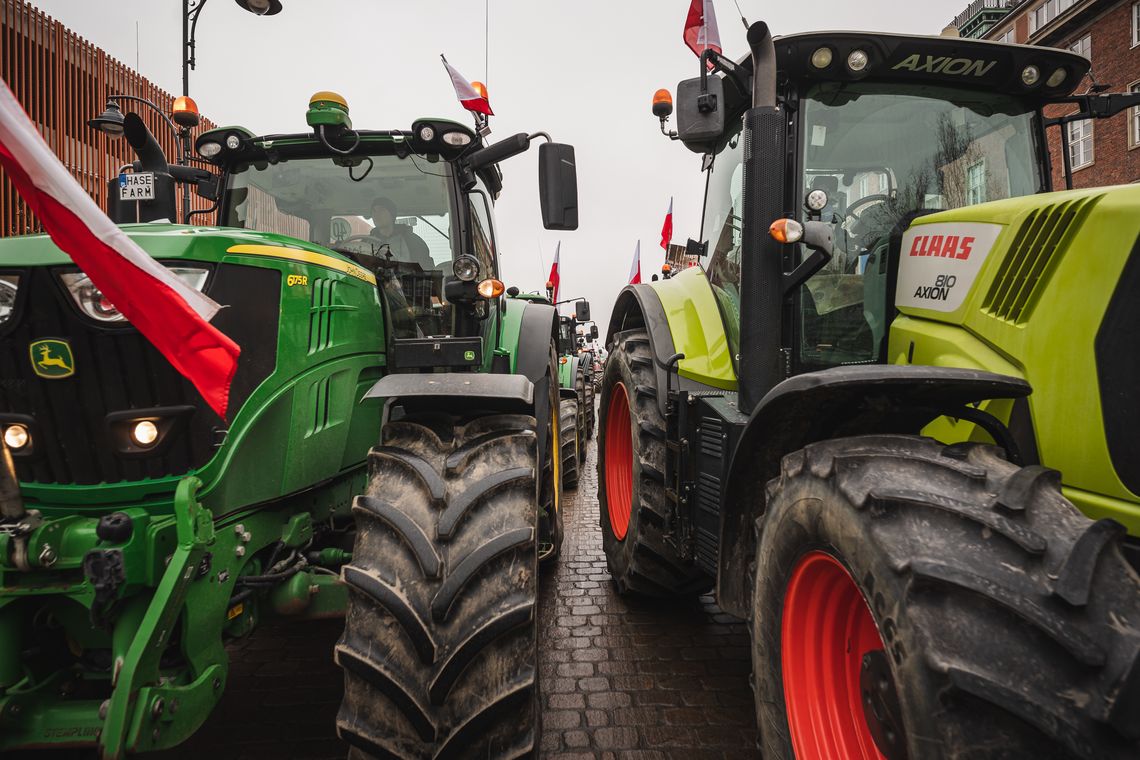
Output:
top-left (1, 0), bottom-right (217, 237)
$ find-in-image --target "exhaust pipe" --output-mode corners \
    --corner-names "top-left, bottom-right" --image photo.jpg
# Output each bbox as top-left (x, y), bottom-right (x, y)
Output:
top-left (748, 21), bottom-right (777, 109)
top-left (123, 112), bottom-right (169, 173)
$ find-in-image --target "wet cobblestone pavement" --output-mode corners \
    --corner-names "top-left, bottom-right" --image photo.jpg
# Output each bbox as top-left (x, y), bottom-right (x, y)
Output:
top-left (160, 437), bottom-right (759, 759)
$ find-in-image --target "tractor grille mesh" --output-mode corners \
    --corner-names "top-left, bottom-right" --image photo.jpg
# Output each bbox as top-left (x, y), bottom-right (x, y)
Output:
top-left (982, 195), bottom-right (1099, 324)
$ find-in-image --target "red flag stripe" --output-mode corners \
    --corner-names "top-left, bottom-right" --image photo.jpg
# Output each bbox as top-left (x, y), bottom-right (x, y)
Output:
top-left (683, 0), bottom-right (723, 61)
top-left (547, 243), bottom-right (561, 304)
top-left (0, 80), bottom-right (240, 418)
top-left (660, 197), bottom-right (674, 251)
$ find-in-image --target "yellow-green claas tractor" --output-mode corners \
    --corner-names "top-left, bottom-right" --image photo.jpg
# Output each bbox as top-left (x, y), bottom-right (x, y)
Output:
top-left (598, 22), bottom-right (1140, 758)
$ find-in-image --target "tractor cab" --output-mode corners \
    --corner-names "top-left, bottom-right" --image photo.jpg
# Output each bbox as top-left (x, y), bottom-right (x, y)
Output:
top-left (671, 31), bottom-right (1110, 380)
top-left (194, 91), bottom-right (577, 361)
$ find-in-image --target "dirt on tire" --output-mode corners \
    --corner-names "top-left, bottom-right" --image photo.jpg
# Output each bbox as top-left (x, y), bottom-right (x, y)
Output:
top-left (335, 413), bottom-right (541, 758)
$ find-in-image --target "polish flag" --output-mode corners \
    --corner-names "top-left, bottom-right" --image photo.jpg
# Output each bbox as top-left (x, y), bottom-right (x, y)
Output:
top-left (547, 241), bottom-right (560, 303)
top-left (441, 56), bottom-right (493, 116)
top-left (629, 241), bottom-right (642, 285)
top-left (660, 197), bottom-right (674, 251)
top-left (683, 0), bottom-right (722, 61)
top-left (0, 79), bottom-right (240, 418)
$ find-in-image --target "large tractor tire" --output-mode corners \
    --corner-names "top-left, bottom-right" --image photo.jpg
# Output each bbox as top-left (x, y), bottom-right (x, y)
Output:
top-left (752, 434), bottom-right (1140, 760)
top-left (596, 330), bottom-right (712, 596)
top-left (574, 366), bottom-right (592, 456)
top-left (336, 413), bottom-right (541, 758)
top-left (560, 397), bottom-right (580, 491)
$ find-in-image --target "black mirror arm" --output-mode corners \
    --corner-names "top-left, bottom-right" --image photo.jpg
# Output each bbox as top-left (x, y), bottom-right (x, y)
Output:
top-left (698, 49), bottom-right (750, 101)
top-left (1046, 92), bottom-right (1140, 123)
top-left (781, 221), bottom-right (834, 295)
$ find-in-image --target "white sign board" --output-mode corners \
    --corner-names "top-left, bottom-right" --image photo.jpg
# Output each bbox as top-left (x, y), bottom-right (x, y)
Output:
top-left (895, 221), bottom-right (1004, 313)
top-left (119, 172), bottom-right (155, 202)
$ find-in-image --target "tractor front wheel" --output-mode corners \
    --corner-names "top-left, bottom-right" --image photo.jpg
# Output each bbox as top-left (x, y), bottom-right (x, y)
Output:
top-left (596, 330), bottom-right (711, 596)
top-left (753, 435), bottom-right (1140, 760)
top-left (336, 413), bottom-right (540, 758)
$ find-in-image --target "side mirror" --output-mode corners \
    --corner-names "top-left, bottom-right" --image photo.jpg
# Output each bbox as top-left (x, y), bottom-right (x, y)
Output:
top-left (590, 325), bottom-right (599, 339)
top-left (195, 173), bottom-right (220, 201)
top-left (574, 300), bottom-right (591, 322)
top-left (676, 75), bottom-right (725, 153)
top-left (539, 143), bottom-right (578, 231)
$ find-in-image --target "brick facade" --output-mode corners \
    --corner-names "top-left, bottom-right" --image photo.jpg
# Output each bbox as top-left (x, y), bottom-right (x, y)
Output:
top-left (973, 0), bottom-right (1140, 189)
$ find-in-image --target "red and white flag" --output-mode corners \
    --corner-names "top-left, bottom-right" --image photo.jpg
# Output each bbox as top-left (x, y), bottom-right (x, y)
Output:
top-left (683, 0), bottom-right (722, 61)
top-left (660, 197), bottom-right (674, 251)
top-left (629, 241), bottom-right (642, 285)
top-left (547, 241), bottom-right (561, 303)
top-left (0, 78), bottom-right (240, 418)
top-left (441, 56), bottom-right (493, 116)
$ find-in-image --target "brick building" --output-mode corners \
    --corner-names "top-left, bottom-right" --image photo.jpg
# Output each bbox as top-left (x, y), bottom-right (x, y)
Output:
top-left (951, 0), bottom-right (1140, 189)
top-left (1, 0), bottom-right (216, 236)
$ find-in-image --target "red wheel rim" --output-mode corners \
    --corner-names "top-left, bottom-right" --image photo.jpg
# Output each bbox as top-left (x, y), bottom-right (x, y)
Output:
top-left (604, 382), bottom-right (632, 540)
top-left (782, 551), bottom-right (888, 760)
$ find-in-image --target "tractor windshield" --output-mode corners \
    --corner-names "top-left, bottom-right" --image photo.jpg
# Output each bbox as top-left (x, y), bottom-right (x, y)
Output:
top-left (223, 151), bottom-right (458, 337)
top-left (796, 82), bottom-right (1044, 369)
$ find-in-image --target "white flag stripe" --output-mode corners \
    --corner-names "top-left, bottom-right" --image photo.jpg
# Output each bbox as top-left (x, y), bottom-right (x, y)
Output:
top-left (443, 60), bottom-right (481, 102)
top-left (629, 240), bottom-right (641, 282)
top-left (701, 0), bottom-right (722, 51)
top-left (0, 83), bottom-right (221, 322)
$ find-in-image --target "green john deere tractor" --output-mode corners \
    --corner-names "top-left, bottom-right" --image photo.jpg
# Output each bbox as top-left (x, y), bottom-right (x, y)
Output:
top-left (598, 22), bottom-right (1140, 758)
top-left (0, 90), bottom-right (577, 757)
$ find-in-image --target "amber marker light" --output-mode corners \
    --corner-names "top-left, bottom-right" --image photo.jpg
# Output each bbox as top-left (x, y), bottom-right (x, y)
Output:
top-left (471, 81), bottom-right (489, 101)
top-left (769, 218), bottom-right (804, 244)
top-left (477, 278), bottom-right (505, 298)
top-left (171, 95), bottom-right (200, 128)
top-left (652, 88), bottom-right (673, 118)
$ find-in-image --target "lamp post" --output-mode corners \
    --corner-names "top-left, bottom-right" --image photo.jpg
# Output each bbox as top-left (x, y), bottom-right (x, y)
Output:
top-left (183, 0), bottom-right (283, 97)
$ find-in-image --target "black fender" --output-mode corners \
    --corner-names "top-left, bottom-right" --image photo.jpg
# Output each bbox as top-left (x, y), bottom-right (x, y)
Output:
top-left (716, 364), bottom-right (1031, 617)
top-left (606, 285), bottom-right (719, 417)
top-left (516, 302), bottom-right (558, 384)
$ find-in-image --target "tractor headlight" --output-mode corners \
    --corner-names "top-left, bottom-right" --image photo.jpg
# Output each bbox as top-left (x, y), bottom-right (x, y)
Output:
top-left (453, 255), bottom-right (480, 282)
top-left (131, 420), bottom-right (159, 447)
top-left (3, 423), bottom-right (29, 451)
top-left (61, 266), bottom-right (210, 323)
top-left (198, 141), bottom-right (223, 158)
top-left (1021, 65), bottom-right (1041, 86)
top-left (441, 131), bottom-right (472, 147)
top-left (418, 125), bottom-right (436, 142)
top-left (846, 49), bottom-right (869, 72)
top-left (0, 274), bottom-right (19, 326)
top-left (225, 133), bottom-right (242, 150)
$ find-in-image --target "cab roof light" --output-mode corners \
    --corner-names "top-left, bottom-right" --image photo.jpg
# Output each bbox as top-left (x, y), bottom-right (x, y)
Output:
top-left (171, 95), bottom-right (200, 128)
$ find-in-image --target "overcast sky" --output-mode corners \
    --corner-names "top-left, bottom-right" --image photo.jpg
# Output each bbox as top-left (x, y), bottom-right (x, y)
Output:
top-left (28, 0), bottom-right (961, 332)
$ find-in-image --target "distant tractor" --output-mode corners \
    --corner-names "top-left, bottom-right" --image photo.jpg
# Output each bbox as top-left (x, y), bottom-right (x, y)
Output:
top-left (598, 22), bottom-right (1140, 758)
top-left (0, 90), bottom-right (577, 757)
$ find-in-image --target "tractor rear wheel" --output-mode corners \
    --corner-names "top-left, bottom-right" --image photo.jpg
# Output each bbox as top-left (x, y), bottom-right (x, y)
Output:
top-left (336, 413), bottom-right (540, 758)
top-left (753, 435), bottom-right (1140, 760)
top-left (597, 330), bottom-right (712, 596)
top-left (560, 398), bottom-right (580, 491)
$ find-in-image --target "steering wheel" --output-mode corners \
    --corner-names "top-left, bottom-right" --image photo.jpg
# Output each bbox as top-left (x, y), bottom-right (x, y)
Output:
top-left (844, 193), bottom-right (891, 224)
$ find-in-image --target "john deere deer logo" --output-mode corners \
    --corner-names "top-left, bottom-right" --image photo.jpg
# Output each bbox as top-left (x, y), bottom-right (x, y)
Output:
top-left (29, 339), bottom-right (75, 379)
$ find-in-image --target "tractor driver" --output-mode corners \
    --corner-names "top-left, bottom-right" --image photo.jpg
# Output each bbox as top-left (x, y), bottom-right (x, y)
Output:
top-left (369, 197), bottom-right (434, 270)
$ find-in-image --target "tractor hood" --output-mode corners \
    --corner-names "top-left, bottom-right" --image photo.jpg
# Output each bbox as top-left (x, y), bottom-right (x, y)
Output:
top-left (0, 223), bottom-right (352, 268)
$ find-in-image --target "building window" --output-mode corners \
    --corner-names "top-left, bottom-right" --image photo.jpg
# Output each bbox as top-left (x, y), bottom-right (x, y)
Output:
top-left (1068, 119), bottom-right (1094, 169)
top-left (996, 29), bottom-right (1015, 44)
top-left (967, 161), bottom-right (987, 204)
top-left (1070, 34), bottom-right (1091, 60)
top-left (1133, 2), bottom-right (1139, 47)
top-left (1130, 81), bottom-right (1140, 148)
top-left (1030, 0), bottom-right (1078, 35)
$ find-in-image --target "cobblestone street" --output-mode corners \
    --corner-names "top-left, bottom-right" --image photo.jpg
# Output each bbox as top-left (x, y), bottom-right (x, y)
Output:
top-left (160, 437), bottom-right (759, 759)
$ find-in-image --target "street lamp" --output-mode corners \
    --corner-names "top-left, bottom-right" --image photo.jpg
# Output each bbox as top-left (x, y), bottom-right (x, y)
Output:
top-left (184, 0), bottom-right (283, 96)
